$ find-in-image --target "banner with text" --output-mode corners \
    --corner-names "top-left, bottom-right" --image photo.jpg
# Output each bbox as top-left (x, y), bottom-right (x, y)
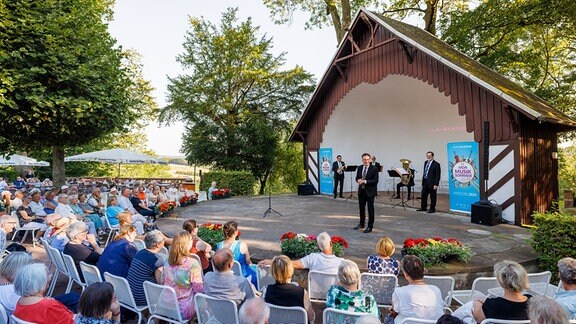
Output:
top-left (447, 142), bottom-right (480, 213)
top-left (318, 148), bottom-right (333, 195)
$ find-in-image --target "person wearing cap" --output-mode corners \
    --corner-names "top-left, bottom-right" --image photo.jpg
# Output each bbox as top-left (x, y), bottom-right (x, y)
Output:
top-left (59, 185), bottom-right (69, 196)
top-left (43, 215), bottom-right (73, 252)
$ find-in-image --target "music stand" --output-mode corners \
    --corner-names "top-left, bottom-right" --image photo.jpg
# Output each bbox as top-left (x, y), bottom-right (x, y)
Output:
top-left (344, 165), bottom-right (358, 201)
top-left (387, 170), bottom-right (400, 201)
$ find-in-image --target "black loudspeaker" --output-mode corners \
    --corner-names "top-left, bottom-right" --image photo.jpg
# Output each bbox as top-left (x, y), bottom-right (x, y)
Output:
top-left (483, 121), bottom-right (490, 181)
top-left (471, 200), bottom-right (502, 226)
top-left (298, 184), bottom-right (315, 195)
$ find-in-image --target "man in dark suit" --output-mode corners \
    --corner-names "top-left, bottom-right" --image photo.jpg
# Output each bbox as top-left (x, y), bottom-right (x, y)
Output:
top-left (332, 155), bottom-right (345, 198)
top-left (354, 153), bottom-right (379, 233)
top-left (417, 151), bottom-right (441, 213)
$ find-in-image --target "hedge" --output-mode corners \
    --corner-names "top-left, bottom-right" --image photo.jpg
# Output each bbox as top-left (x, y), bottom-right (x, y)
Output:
top-left (529, 210), bottom-right (576, 281)
top-left (200, 171), bottom-right (256, 196)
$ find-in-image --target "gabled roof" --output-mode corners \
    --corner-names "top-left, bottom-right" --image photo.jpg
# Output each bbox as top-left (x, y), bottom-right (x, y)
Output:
top-left (290, 9), bottom-right (576, 141)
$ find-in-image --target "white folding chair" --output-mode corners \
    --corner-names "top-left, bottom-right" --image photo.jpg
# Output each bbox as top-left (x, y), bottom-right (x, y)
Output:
top-left (257, 265), bottom-right (275, 293)
top-left (61, 253), bottom-right (88, 292)
top-left (322, 307), bottom-right (367, 324)
top-left (451, 277), bottom-right (500, 305)
top-left (308, 270), bottom-right (338, 303)
top-left (424, 275), bottom-right (455, 306)
top-left (79, 261), bottom-right (103, 285)
top-left (398, 318), bottom-right (439, 324)
top-left (197, 191), bottom-right (207, 202)
top-left (359, 273), bottom-right (397, 307)
top-left (194, 292), bottom-right (240, 324)
top-left (45, 244), bottom-right (72, 296)
top-left (267, 304), bottom-right (307, 324)
top-left (143, 281), bottom-right (187, 323)
top-left (102, 213), bottom-right (119, 246)
top-left (133, 238), bottom-right (146, 250)
top-left (158, 246), bottom-right (168, 257)
top-left (104, 272), bottom-right (147, 324)
top-left (11, 314), bottom-right (36, 324)
top-left (10, 211), bottom-right (38, 248)
top-left (526, 271), bottom-right (552, 296)
top-left (232, 260), bottom-right (242, 277)
top-left (480, 319), bottom-right (530, 324)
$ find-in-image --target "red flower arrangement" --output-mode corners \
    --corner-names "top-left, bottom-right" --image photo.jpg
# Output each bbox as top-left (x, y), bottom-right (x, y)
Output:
top-left (280, 232), bottom-right (347, 259)
top-left (212, 188), bottom-right (231, 197)
top-left (402, 236), bottom-right (470, 267)
top-left (158, 200), bottom-right (177, 213)
top-left (179, 194), bottom-right (197, 206)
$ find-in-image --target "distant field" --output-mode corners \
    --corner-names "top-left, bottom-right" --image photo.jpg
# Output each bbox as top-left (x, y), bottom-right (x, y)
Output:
top-left (168, 163), bottom-right (210, 183)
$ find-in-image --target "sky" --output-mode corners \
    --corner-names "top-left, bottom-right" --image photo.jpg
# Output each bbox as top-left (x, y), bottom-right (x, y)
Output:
top-left (108, 1), bottom-right (339, 156)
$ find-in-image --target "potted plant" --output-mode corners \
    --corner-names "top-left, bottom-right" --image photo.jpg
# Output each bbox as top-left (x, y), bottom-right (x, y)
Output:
top-left (212, 188), bottom-right (231, 200)
top-left (280, 232), bottom-right (348, 259)
top-left (401, 237), bottom-right (472, 267)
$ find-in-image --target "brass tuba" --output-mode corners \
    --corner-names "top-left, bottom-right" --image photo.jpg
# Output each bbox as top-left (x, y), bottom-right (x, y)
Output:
top-left (400, 159), bottom-right (413, 185)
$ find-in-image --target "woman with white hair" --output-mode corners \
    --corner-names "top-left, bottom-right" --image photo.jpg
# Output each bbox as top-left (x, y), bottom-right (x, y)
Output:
top-left (63, 221), bottom-right (103, 280)
top-left (555, 257), bottom-right (576, 319)
top-left (326, 259), bottom-right (379, 316)
top-left (13, 263), bottom-right (74, 323)
top-left (472, 260), bottom-right (531, 322)
top-left (0, 252), bottom-right (34, 316)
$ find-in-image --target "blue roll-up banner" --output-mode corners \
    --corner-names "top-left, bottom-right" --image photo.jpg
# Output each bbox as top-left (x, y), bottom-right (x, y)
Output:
top-left (447, 142), bottom-right (480, 213)
top-left (318, 148), bottom-right (333, 195)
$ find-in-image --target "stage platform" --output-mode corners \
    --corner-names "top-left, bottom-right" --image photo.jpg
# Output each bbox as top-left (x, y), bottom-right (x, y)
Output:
top-left (157, 193), bottom-right (537, 287)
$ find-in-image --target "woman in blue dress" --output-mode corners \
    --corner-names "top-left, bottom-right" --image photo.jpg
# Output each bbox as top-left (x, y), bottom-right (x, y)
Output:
top-left (216, 221), bottom-right (257, 287)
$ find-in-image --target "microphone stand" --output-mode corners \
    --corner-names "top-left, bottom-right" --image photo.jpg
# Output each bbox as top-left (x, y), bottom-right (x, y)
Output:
top-left (263, 167), bottom-right (282, 218)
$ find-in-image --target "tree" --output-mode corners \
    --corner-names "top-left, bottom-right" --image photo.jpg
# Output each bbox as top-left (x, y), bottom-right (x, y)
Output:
top-left (0, 0), bottom-right (154, 186)
top-left (262, 0), bottom-right (469, 42)
top-left (160, 8), bottom-right (315, 194)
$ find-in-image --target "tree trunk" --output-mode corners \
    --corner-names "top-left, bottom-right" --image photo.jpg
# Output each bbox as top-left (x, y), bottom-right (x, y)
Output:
top-left (259, 178), bottom-right (266, 195)
top-left (52, 145), bottom-right (66, 188)
top-left (423, 0), bottom-right (439, 35)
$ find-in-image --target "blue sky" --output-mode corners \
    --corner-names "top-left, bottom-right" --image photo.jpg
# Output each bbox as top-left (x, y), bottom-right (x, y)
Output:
top-left (108, 0), bottom-right (338, 156)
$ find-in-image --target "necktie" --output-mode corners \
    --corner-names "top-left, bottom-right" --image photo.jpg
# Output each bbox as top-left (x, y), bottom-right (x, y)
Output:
top-left (362, 166), bottom-right (367, 179)
top-left (424, 161), bottom-right (431, 179)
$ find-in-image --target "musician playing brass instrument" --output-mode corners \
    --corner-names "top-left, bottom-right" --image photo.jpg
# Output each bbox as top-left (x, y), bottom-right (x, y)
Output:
top-left (332, 155), bottom-right (346, 198)
top-left (394, 159), bottom-right (415, 200)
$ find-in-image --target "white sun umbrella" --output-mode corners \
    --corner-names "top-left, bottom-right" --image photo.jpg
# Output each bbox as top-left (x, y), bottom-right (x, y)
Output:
top-left (64, 148), bottom-right (166, 177)
top-left (0, 154), bottom-right (50, 166)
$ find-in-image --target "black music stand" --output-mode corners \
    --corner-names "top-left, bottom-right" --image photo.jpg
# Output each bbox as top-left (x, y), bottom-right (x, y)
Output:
top-left (387, 170), bottom-right (400, 201)
top-left (344, 165), bottom-right (358, 201)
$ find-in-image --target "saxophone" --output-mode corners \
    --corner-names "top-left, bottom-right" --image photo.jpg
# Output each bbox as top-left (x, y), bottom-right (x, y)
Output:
top-left (400, 159), bottom-right (413, 186)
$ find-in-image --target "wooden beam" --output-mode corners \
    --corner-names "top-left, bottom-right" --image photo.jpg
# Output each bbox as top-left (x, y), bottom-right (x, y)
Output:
top-left (334, 37), bottom-right (398, 64)
top-left (399, 41), bottom-right (414, 64)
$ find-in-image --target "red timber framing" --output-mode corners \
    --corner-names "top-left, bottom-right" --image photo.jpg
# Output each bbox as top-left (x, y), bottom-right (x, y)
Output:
top-left (290, 9), bottom-right (576, 225)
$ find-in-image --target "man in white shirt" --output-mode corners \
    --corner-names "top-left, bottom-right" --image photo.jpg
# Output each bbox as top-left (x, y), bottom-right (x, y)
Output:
top-left (29, 191), bottom-right (47, 217)
top-left (117, 187), bottom-right (150, 234)
top-left (10, 190), bottom-right (24, 210)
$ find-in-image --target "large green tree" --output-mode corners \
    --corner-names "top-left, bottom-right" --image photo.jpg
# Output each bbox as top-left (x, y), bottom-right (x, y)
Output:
top-left (160, 8), bottom-right (315, 194)
top-left (0, 0), bottom-right (152, 186)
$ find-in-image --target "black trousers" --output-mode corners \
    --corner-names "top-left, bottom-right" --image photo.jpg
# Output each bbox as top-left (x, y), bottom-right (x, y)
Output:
top-left (396, 183), bottom-right (413, 198)
top-left (333, 174), bottom-right (344, 197)
top-left (358, 188), bottom-right (375, 227)
top-left (420, 184), bottom-right (437, 211)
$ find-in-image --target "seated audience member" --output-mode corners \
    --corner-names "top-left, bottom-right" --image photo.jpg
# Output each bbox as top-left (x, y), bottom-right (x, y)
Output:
top-left (13, 176), bottom-right (26, 190)
top-left (105, 196), bottom-right (124, 227)
top-left (260, 232), bottom-right (343, 274)
top-left (42, 178), bottom-right (53, 187)
top-left (239, 298), bottom-right (269, 324)
top-left (183, 219), bottom-right (212, 272)
top-left (389, 255), bottom-right (444, 323)
top-left (162, 231), bottom-right (203, 321)
top-left (78, 193), bottom-right (102, 222)
top-left (75, 282), bottom-right (121, 324)
top-left (63, 221), bottom-right (102, 280)
top-left (43, 191), bottom-right (58, 214)
top-left (87, 188), bottom-right (105, 216)
top-left (28, 190), bottom-right (47, 217)
top-left (0, 252), bottom-right (34, 316)
top-left (127, 230), bottom-right (165, 307)
top-left (0, 214), bottom-right (17, 254)
top-left (97, 225), bottom-right (138, 278)
top-left (217, 221), bottom-right (257, 286)
top-left (69, 194), bottom-right (103, 231)
top-left (264, 255), bottom-right (315, 323)
top-left (117, 211), bottom-right (171, 245)
top-left (555, 257), bottom-right (576, 319)
top-left (367, 236), bottom-right (399, 275)
top-left (204, 248), bottom-right (256, 305)
top-left (326, 260), bottom-right (379, 317)
top-left (16, 194), bottom-right (47, 242)
top-left (118, 187), bottom-right (150, 227)
top-left (470, 260), bottom-right (531, 322)
top-left (13, 263), bottom-right (74, 323)
top-left (130, 186), bottom-right (157, 219)
top-left (44, 215), bottom-right (73, 252)
top-left (207, 181), bottom-right (218, 200)
top-left (10, 190), bottom-right (24, 210)
top-left (528, 295), bottom-right (569, 324)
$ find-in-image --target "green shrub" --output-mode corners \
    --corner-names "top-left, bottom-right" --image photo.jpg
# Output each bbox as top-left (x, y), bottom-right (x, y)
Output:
top-left (529, 210), bottom-right (576, 281)
top-left (0, 167), bottom-right (20, 181)
top-left (201, 171), bottom-right (255, 196)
